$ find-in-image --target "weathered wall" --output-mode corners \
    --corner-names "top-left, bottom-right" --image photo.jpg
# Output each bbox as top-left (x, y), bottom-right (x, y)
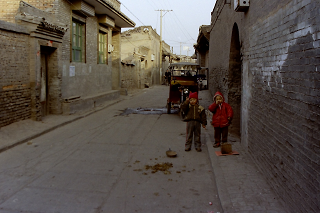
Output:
top-left (0, 21), bottom-right (31, 127)
top-left (121, 26), bottom-right (162, 88)
top-left (111, 30), bottom-right (121, 90)
top-left (63, 17), bottom-right (113, 99)
top-left (209, 0), bottom-right (319, 212)
top-left (0, 0), bottom-right (55, 23)
top-left (0, 0), bottom-right (118, 120)
top-left (121, 61), bottom-right (139, 90)
top-left (13, 2), bottom-right (65, 120)
top-left (52, 0), bottom-right (113, 99)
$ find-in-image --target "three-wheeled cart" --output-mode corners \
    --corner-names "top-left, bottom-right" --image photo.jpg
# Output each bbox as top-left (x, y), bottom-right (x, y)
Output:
top-left (166, 62), bottom-right (200, 114)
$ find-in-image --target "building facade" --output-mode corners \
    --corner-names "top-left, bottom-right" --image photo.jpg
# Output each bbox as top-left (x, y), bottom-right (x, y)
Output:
top-left (194, 25), bottom-right (210, 68)
top-left (121, 26), bottom-right (171, 90)
top-left (0, 0), bottom-right (134, 127)
top-left (208, 0), bottom-right (319, 212)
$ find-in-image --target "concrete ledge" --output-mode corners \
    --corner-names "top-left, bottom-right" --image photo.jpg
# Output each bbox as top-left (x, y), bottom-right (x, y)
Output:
top-left (62, 90), bottom-right (120, 115)
top-left (0, 20), bottom-right (29, 34)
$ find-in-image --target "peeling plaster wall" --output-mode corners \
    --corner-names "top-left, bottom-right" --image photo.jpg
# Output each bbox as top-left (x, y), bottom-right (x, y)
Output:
top-left (121, 26), bottom-right (161, 88)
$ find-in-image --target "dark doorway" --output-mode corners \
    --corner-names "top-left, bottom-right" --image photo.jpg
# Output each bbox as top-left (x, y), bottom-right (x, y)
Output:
top-left (40, 46), bottom-right (56, 117)
top-left (228, 23), bottom-right (242, 137)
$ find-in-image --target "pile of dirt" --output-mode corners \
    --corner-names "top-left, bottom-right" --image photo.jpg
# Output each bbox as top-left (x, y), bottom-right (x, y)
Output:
top-left (145, 162), bottom-right (173, 174)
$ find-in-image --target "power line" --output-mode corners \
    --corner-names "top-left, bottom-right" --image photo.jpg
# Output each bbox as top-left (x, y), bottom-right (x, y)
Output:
top-left (120, 1), bottom-right (146, 26)
top-left (162, 0), bottom-right (171, 10)
top-left (162, 14), bottom-right (177, 42)
top-left (146, 0), bottom-right (156, 10)
top-left (172, 11), bottom-right (195, 41)
top-left (155, 10), bottom-right (159, 32)
top-left (123, 36), bottom-right (139, 48)
top-left (148, 0), bottom-right (160, 9)
top-left (167, 12), bottom-right (190, 43)
top-left (146, 0), bottom-right (160, 31)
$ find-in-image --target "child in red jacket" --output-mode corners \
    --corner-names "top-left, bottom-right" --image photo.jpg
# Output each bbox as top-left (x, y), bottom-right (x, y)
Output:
top-left (208, 91), bottom-right (233, 148)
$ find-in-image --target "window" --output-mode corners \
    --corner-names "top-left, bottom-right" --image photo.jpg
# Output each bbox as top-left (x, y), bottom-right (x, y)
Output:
top-left (72, 20), bottom-right (83, 62)
top-left (98, 32), bottom-right (107, 64)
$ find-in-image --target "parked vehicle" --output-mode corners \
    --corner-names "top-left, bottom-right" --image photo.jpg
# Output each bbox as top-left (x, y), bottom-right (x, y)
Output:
top-left (166, 62), bottom-right (200, 114)
top-left (196, 74), bottom-right (207, 90)
top-left (198, 78), bottom-right (207, 90)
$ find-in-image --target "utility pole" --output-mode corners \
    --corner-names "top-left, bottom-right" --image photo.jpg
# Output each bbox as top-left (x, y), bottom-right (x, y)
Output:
top-left (156, 9), bottom-right (172, 85)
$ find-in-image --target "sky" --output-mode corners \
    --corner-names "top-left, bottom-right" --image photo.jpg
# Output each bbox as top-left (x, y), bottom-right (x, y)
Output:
top-left (119, 0), bottom-right (217, 57)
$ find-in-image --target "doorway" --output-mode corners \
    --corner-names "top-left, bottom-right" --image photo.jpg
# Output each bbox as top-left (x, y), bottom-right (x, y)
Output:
top-left (40, 46), bottom-right (56, 117)
top-left (228, 23), bottom-right (242, 137)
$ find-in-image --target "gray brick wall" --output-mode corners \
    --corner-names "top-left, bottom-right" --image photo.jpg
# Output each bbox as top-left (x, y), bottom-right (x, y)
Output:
top-left (0, 0), bottom-right (117, 121)
top-left (0, 21), bottom-right (31, 127)
top-left (209, 0), bottom-right (319, 212)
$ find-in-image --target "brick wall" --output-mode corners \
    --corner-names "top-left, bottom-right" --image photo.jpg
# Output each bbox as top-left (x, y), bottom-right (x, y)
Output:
top-left (209, 0), bottom-right (319, 212)
top-left (0, 0), bottom-right (20, 23)
top-left (0, 21), bottom-right (31, 127)
top-left (247, 1), bottom-right (319, 211)
top-left (0, 0), bottom-right (55, 23)
top-left (0, 0), bottom-right (130, 121)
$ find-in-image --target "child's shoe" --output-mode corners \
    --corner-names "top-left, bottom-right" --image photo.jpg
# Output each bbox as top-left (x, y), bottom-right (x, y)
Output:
top-left (196, 147), bottom-right (202, 152)
top-left (213, 142), bottom-right (220, 148)
top-left (185, 145), bottom-right (191, 151)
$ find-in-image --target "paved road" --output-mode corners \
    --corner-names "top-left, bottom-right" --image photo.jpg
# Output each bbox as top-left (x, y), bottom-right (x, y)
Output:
top-left (0, 86), bottom-right (222, 213)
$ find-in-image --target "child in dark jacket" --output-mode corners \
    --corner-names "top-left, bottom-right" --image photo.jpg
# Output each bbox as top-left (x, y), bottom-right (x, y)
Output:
top-left (208, 91), bottom-right (233, 148)
top-left (180, 92), bottom-right (207, 152)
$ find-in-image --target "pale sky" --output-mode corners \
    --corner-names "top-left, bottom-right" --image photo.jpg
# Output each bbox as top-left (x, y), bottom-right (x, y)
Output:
top-left (119, 0), bottom-right (216, 56)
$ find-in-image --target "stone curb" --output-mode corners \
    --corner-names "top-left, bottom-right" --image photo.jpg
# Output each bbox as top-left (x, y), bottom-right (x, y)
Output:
top-left (205, 125), bottom-right (235, 213)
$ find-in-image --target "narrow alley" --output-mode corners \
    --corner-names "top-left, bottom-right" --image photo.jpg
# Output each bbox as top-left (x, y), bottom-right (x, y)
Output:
top-left (0, 86), bottom-right (286, 213)
top-left (0, 0), bottom-right (319, 212)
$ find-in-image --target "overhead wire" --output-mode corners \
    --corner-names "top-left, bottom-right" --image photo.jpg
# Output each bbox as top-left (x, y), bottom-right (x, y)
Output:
top-left (155, 10), bottom-right (159, 32)
top-left (172, 11), bottom-right (195, 42)
top-left (65, 0), bottom-right (195, 57)
top-left (145, 0), bottom-right (159, 30)
top-left (120, 1), bottom-right (146, 26)
top-left (123, 36), bottom-right (140, 49)
top-left (162, 0), bottom-right (171, 9)
top-left (167, 13), bottom-right (190, 42)
top-left (162, 12), bottom-right (193, 55)
top-left (119, 0), bottom-right (197, 56)
top-left (159, 0), bottom-right (172, 42)
top-left (163, 14), bottom-right (180, 44)
top-left (165, 15), bottom-right (187, 42)
top-left (147, 0), bottom-right (160, 32)
top-left (146, 0), bottom-right (156, 10)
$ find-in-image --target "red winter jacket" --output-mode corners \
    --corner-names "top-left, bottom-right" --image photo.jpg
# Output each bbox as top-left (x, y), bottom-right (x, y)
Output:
top-left (208, 91), bottom-right (233, 128)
